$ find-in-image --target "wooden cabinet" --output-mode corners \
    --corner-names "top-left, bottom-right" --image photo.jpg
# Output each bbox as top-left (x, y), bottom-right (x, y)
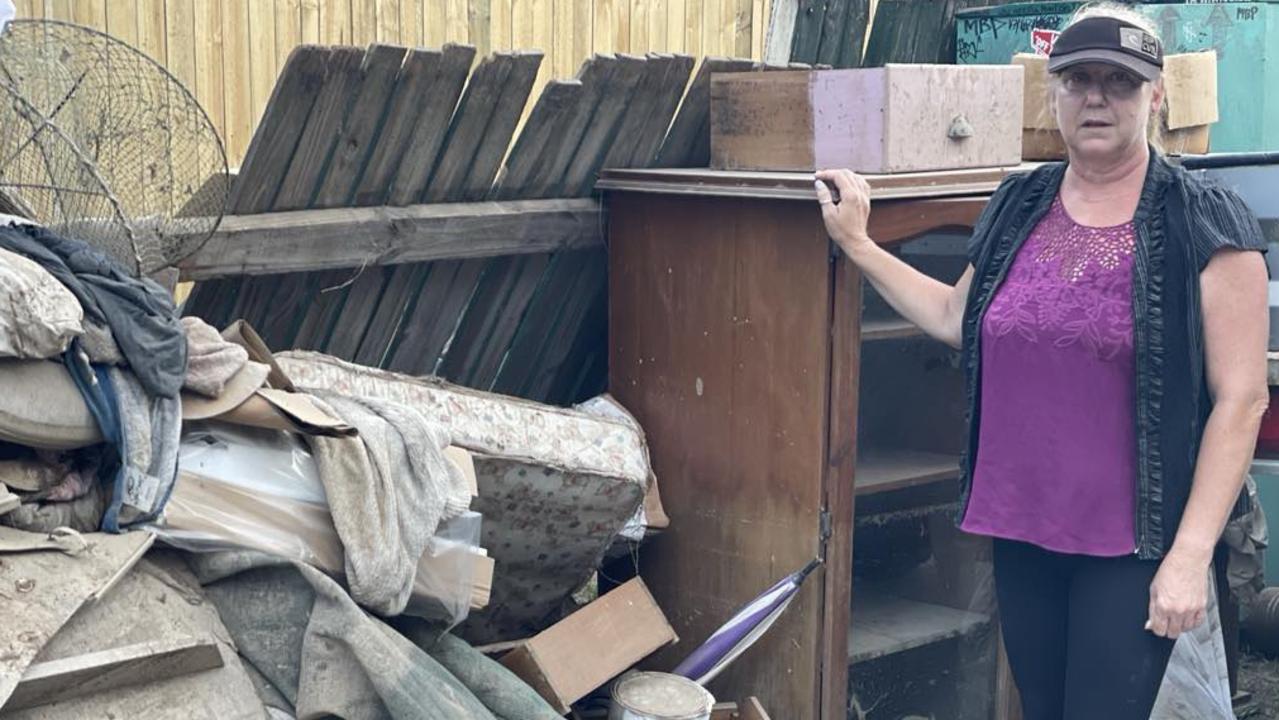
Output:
top-left (601, 166), bottom-right (1025, 720)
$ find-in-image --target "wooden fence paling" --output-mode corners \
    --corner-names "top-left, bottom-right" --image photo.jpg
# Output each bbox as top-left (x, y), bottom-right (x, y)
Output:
top-left (18, 0), bottom-right (780, 166)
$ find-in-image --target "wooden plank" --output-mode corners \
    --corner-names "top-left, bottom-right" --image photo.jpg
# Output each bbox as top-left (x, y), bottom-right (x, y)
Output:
top-left (654, 57), bottom-right (755, 168)
top-left (523, 55), bottom-right (616, 199)
top-left (684, 0), bottom-right (702, 56)
top-left (820, 252), bottom-right (858, 720)
top-left (164, 1), bottom-right (198, 93)
top-left (221, 0), bottom-right (253, 164)
top-left (491, 246), bottom-right (592, 396)
top-left (274, 1), bottom-right (304, 71)
top-left (104, 0), bottom-right (138, 47)
top-left (599, 55), bottom-right (674, 170)
top-left (0, 531), bottom-right (155, 707)
top-left (385, 259), bottom-right (486, 375)
top-left (447, 0), bottom-right (469, 43)
top-left (855, 449), bottom-right (960, 495)
top-left (385, 44), bottom-right (476, 206)
top-left (459, 51), bottom-right (543, 202)
top-left (291, 270), bottom-right (354, 350)
top-left (176, 198), bottom-right (604, 280)
top-left (594, 0), bottom-right (616, 54)
top-left (523, 253), bottom-right (606, 401)
top-left (438, 253), bottom-right (552, 388)
top-left (352, 48), bottom-right (440, 207)
top-left (426, 0), bottom-right (449, 47)
top-left (252, 273), bottom-right (315, 352)
top-left (540, 261), bottom-right (608, 403)
top-left (421, 53), bottom-right (516, 204)
top-left (229, 45), bottom-right (332, 215)
top-left (312, 44), bottom-right (409, 209)
top-left (560, 53), bottom-right (646, 196)
top-left (352, 0), bottom-right (378, 45)
top-left (377, 0), bottom-right (401, 41)
top-left (70, 0), bottom-right (107, 28)
top-left (247, 0), bottom-right (277, 137)
top-left (136, 0), bottom-right (167, 65)
top-left (320, 0), bottom-right (353, 44)
top-left (610, 192), bottom-right (829, 716)
top-left (354, 263), bottom-right (434, 366)
top-left (627, 54), bottom-right (694, 168)
top-left (471, 0), bottom-right (493, 57)
top-left (302, 0), bottom-right (321, 43)
top-left (551, 0), bottom-right (574, 77)
top-left (741, 697), bottom-right (772, 720)
top-left (763, 0), bottom-right (797, 65)
top-left (788, 0), bottom-right (825, 64)
top-left (491, 79), bottom-right (583, 200)
top-left (861, 0), bottom-right (970, 67)
top-left (848, 592), bottom-right (990, 664)
top-left (649, 0), bottom-right (669, 52)
top-left (272, 46), bottom-right (365, 211)
top-left (572, 0), bottom-right (592, 69)
top-left (324, 266), bottom-right (393, 359)
top-left (399, 0), bottom-right (423, 46)
top-left (7, 638), bottom-right (223, 712)
top-left (598, 166), bottom-right (1031, 202)
top-left (493, 0), bottom-right (513, 50)
top-left (193, 0), bottom-right (226, 157)
top-left (737, 0), bottom-right (755, 57)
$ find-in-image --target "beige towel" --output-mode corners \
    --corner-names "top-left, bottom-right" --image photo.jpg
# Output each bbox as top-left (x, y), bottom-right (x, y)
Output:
top-left (182, 316), bottom-right (248, 398)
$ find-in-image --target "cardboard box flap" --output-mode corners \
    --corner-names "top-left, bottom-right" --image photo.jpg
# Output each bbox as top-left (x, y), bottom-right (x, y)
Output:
top-left (499, 577), bottom-right (678, 712)
top-left (1013, 51), bottom-right (1219, 133)
top-left (1164, 52), bottom-right (1218, 130)
top-left (1012, 54), bottom-right (1057, 130)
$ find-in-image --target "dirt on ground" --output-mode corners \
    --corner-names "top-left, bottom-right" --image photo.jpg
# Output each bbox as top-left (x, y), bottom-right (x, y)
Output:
top-left (1239, 650), bottom-right (1279, 719)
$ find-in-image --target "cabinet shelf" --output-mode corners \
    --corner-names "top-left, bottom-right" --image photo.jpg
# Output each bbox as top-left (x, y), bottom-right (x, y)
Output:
top-left (848, 592), bottom-right (991, 665)
top-left (861, 317), bottom-right (926, 342)
top-left (855, 450), bottom-right (960, 496)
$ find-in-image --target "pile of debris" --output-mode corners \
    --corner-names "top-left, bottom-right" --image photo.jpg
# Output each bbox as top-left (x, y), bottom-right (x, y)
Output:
top-left (0, 210), bottom-right (690, 718)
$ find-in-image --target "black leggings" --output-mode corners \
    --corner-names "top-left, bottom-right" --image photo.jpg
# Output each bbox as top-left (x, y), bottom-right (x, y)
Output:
top-left (993, 538), bottom-right (1176, 720)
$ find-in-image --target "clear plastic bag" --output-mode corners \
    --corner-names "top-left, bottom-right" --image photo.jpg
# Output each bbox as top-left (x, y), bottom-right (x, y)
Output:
top-left (153, 422), bottom-right (482, 626)
top-left (1151, 572), bottom-right (1234, 720)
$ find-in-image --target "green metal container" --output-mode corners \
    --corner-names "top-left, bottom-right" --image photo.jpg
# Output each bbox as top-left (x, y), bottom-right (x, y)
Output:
top-left (955, 1), bottom-right (1279, 152)
top-left (1250, 459), bottom-right (1279, 585)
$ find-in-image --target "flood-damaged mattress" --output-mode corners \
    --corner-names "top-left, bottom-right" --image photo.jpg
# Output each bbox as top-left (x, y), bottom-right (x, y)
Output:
top-left (275, 351), bottom-right (650, 642)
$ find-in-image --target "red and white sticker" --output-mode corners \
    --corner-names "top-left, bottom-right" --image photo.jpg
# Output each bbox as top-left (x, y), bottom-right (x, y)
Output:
top-left (1031, 29), bottom-right (1060, 56)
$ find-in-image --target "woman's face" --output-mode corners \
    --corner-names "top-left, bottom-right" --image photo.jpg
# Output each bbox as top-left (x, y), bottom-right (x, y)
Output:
top-left (1052, 62), bottom-right (1163, 161)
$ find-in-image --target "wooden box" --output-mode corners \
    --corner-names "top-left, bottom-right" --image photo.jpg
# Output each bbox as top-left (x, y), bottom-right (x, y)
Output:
top-left (1014, 51), bottom-right (1218, 160)
top-left (499, 577), bottom-right (678, 714)
top-left (709, 65), bottom-right (1024, 174)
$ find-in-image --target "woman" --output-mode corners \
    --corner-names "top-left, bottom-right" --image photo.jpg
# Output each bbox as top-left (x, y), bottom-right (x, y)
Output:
top-left (815, 7), bottom-right (1269, 720)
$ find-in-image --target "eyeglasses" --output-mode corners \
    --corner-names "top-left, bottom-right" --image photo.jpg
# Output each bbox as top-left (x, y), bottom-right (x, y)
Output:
top-left (1057, 68), bottom-right (1145, 99)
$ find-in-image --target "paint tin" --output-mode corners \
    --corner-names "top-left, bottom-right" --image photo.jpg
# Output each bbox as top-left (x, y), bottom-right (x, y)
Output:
top-left (608, 672), bottom-right (715, 720)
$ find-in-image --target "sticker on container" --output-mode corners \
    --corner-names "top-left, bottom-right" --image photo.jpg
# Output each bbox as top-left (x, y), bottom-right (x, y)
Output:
top-left (1032, 29), bottom-right (1060, 56)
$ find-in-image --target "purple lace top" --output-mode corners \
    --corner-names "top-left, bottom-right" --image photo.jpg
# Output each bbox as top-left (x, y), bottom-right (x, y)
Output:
top-left (959, 197), bottom-right (1138, 556)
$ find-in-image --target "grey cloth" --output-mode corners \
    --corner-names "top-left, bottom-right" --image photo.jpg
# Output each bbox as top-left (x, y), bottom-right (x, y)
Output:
top-left (80, 319), bottom-right (124, 365)
top-left (191, 551), bottom-right (498, 720)
top-left (0, 224), bottom-right (186, 398)
top-left (110, 367), bottom-right (181, 526)
top-left (397, 620), bottom-right (562, 720)
top-left (304, 393), bottom-right (472, 617)
top-left (182, 316), bottom-right (250, 398)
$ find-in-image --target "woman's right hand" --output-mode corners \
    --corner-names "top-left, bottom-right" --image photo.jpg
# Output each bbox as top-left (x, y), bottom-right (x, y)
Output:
top-left (815, 169), bottom-right (873, 257)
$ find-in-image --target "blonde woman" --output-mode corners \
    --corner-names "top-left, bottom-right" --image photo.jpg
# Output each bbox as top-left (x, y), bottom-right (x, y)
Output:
top-left (816, 7), bottom-right (1268, 719)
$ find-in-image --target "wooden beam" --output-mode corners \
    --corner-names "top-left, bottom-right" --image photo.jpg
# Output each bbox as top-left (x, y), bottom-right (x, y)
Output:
top-left (7, 637), bottom-right (223, 711)
top-left (177, 198), bottom-right (604, 280)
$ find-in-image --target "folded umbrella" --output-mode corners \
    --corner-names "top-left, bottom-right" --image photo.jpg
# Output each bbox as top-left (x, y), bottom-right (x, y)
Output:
top-left (672, 558), bottom-right (822, 685)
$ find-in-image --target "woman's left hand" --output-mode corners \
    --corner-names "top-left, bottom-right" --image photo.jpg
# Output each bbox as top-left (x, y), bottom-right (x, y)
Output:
top-left (1147, 550), bottom-right (1209, 638)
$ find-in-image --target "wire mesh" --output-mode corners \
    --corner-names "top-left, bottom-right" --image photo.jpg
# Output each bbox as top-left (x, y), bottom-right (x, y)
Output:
top-left (0, 19), bottom-right (227, 276)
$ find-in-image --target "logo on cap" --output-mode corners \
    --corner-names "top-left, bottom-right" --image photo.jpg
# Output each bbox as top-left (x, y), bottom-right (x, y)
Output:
top-left (1119, 27), bottom-right (1158, 59)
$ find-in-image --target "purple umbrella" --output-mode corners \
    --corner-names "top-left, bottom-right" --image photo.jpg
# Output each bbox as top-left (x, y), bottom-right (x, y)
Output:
top-left (672, 558), bottom-right (822, 685)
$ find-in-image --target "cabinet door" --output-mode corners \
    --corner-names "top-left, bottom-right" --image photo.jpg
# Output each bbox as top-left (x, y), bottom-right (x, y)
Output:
top-left (609, 192), bottom-right (852, 719)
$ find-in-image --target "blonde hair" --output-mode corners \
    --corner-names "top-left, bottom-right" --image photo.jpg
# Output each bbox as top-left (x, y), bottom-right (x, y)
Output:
top-left (1050, 2), bottom-right (1167, 150)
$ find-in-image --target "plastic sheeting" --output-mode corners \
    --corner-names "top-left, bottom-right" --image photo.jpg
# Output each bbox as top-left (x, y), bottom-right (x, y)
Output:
top-left (154, 422), bottom-right (482, 626)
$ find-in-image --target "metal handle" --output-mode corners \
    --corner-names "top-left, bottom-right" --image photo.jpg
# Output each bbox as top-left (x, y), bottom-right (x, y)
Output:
top-left (948, 114), bottom-right (974, 141)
